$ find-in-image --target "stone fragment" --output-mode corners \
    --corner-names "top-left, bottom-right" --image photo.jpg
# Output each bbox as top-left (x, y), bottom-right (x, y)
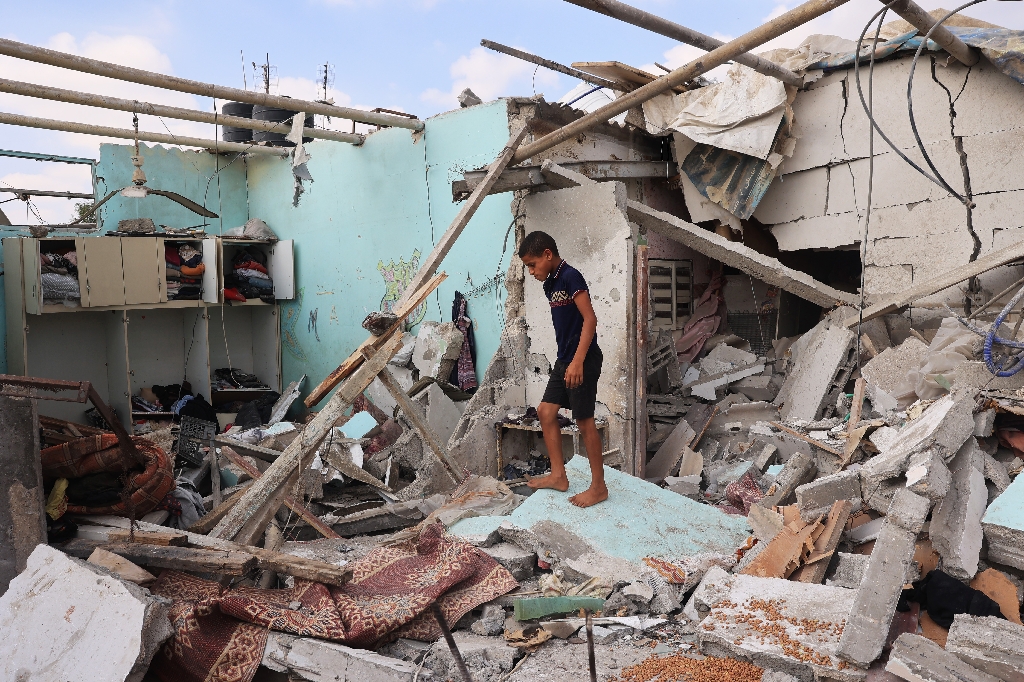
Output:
top-left (0, 396), bottom-right (45, 596)
top-left (265, 632), bottom-right (426, 681)
top-left (423, 382), bottom-right (465, 446)
top-left (647, 420), bottom-right (696, 480)
top-left (974, 408), bottom-right (996, 437)
top-left (774, 318), bottom-right (857, 422)
top-left (847, 516), bottom-right (884, 545)
top-left (886, 632), bottom-right (1001, 682)
top-left (751, 440), bottom-right (779, 472)
top-left (700, 343), bottom-right (757, 376)
top-left (482, 543), bottom-right (536, 582)
top-left (837, 489), bottom-right (930, 668)
top-left (758, 451), bottom-right (817, 508)
top-left (430, 631), bottom-right (516, 678)
top-left (734, 375), bottom-right (779, 402)
top-left (747, 504), bottom-right (785, 543)
top-left (945, 614), bottom-right (1024, 682)
top-left (904, 448), bottom-right (952, 502)
top-left (622, 581), bottom-right (654, 603)
top-left (666, 475), bottom-right (702, 498)
top-left (795, 469), bottom-right (861, 521)
top-left (0, 545), bottom-right (173, 682)
top-left (861, 337), bottom-right (928, 402)
top-left (826, 552), bottom-right (869, 589)
top-left (931, 439), bottom-right (987, 580)
top-left (471, 604), bottom-right (507, 636)
top-left (981, 450), bottom-right (1011, 494)
top-left (412, 321), bottom-right (464, 380)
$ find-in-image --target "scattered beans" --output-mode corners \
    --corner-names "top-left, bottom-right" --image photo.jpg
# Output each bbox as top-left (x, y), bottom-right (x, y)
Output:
top-left (613, 653), bottom-right (763, 682)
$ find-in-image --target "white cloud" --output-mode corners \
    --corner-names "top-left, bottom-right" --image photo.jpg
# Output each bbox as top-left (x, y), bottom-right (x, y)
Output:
top-left (0, 161), bottom-right (93, 225)
top-left (421, 46), bottom-right (561, 111)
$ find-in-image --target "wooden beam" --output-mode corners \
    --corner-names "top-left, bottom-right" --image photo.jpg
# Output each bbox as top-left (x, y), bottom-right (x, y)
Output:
top-left (635, 242), bottom-right (649, 478)
top-left (106, 529), bottom-right (187, 546)
top-left (377, 364), bottom-right (467, 485)
top-left (769, 421), bottom-right (844, 457)
top-left (219, 445), bottom-right (341, 539)
top-left (843, 240), bottom-right (1024, 327)
top-left (304, 273), bottom-right (446, 407)
top-left (63, 540), bottom-right (258, 575)
top-left (398, 126), bottom-right (529, 308)
top-left (70, 514), bottom-right (353, 586)
top-left (187, 486), bottom-right (249, 534)
top-left (210, 332), bottom-right (406, 543)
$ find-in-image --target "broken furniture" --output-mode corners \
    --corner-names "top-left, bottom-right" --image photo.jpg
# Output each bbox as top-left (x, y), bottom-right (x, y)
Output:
top-left (495, 417), bottom-right (610, 480)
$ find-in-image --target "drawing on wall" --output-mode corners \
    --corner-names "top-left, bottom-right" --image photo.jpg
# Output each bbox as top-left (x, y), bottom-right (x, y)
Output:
top-left (378, 248), bottom-right (426, 326)
top-left (281, 287), bottom-right (308, 362)
top-left (308, 308), bottom-right (320, 342)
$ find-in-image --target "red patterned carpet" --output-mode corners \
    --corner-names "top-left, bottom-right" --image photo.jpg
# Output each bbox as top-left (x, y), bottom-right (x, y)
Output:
top-left (150, 522), bottom-right (518, 682)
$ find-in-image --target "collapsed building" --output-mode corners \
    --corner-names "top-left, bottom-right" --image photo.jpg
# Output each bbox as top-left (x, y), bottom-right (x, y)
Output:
top-left (3, 0), bottom-right (1024, 680)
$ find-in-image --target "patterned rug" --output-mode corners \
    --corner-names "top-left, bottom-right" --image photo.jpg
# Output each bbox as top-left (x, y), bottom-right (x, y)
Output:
top-left (150, 523), bottom-right (517, 682)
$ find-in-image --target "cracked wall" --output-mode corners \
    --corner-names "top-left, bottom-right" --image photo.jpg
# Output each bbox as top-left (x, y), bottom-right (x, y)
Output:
top-left (752, 54), bottom-right (1024, 313)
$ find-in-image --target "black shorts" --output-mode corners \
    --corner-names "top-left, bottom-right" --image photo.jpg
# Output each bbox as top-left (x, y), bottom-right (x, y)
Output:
top-left (541, 347), bottom-right (603, 420)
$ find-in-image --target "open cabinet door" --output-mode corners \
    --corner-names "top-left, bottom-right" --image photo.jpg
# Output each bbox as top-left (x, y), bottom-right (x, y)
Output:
top-left (268, 239), bottom-right (294, 300)
top-left (121, 237), bottom-right (163, 305)
top-left (22, 238), bottom-right (41, 315)
top-left (202, 237), bottom-right (220, 304)
top-left (4, 237), bottom-right (28, 374)
top-left (80, 237), bottom-right (126, 307)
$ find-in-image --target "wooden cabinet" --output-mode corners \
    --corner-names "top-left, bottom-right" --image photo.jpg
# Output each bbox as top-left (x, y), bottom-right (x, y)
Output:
top-left (217, 238), bottom-right (295, 303)
top-left (121, 237), bottom-right (165, 305)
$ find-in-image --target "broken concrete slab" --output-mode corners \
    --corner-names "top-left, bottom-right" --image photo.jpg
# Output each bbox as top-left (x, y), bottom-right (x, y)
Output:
top-left (688, 361), bottom-right (766, 401)
top-left (945, 614), bottom-right (1024, 682)
top-left (795, 469), bottom-right (861, 522)
top-left (826, 552), bottom-right (869, 589)
top-left (931, 438), bottom-right (987, 580)
top-left (748, 504), bottom-right (785, 543)
top-left (646, 419), bottom-right (696, 480)
top-left (263, 632), bottom-right (424, 681)
top-left (494, 455), bottom-right (750, 582)
top-left (412, 321), bottom-right (464, 380)
top-left (861, 338), bottom-right (929, 403)
top-left (837, 489), bottom-right (930, 668)
top-left (448, 515), bottom-right (506, 547)
top-left (422, 381), bottom-right (464, 446)
top-left (0, 544), bottom-right (173, 682)
top-left (734, 374), bottom-right (779, 402)
top-left (482, 542), bottom-right (536, 581)
top-left (694, 570), bottom-right (863, 680)
top-left (626, 200), bottom-right (860, 309)
top-left (981, 449), bottom-right (1012, 494)
top-left (975, 408), bottom-right (996, 438)
top-left (886, 632), bottom-right (1002, 682)
top-left (759, 451), bottom-right (817, 508)
top-left (904, 448), bottom-right (952, 503)
top-left (471, 604), bottom-right (506, 636)
top-left (0, 395), bottom-right (45, 597)
top-left (982, 465), bottom-right (1024, 571)
top-left (700, 344), bottom-right (757, 376)
top-left (774, 318), bottom-right (857, 422)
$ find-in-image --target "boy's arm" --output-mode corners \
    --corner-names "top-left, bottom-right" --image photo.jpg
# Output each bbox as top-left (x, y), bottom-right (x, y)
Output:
top-left (564, 291), bottom-right (598, 389)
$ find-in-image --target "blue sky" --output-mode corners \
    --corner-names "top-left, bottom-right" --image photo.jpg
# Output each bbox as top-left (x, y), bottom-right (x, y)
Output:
top-left (2, 0), bottom-right (1023, 223)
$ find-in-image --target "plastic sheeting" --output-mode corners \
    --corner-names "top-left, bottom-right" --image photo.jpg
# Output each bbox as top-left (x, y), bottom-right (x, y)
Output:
top-left (892, 317), bottom-right (976, 404)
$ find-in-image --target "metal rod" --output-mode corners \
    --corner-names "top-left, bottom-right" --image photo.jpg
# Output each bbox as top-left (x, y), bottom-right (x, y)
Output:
top-left (0, 110), bottom-right (289, 156)
top-left (0, 187), bottom-right (92, 199)
top-left (0, 78), bottom-right (365, 146)
top-left (882, 0), bottom-right (980, 66)
top-left (0, 37), bottom-right (424, 131)
top-left (511, 0), bottom-right (852, 165)
top-left (0, 148), bottom-right (94, 165)
top-left (562, 0), bottom-right (803, 86)
top-left (430, 603), bottom-right (473, 682)
top-left (586, 610), bottom-right (597, 682)
top-left (481, 40), bottom-right (625, 91)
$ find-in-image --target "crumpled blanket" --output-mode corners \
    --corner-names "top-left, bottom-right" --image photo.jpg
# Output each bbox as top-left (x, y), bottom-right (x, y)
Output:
top-left (151, 522), bottom-right (517, 682)
top-left (40, 434), bottom-right (174, 516)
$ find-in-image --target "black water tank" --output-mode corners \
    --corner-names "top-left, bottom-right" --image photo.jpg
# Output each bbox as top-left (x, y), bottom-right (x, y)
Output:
top-left (221, 102), bottom-right (254, 143)
top-left (251, 102), bottom-right (314, 146)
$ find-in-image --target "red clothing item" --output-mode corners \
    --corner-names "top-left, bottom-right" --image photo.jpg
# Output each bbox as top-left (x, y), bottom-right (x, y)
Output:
top-left (165, 247), bottom-right (181, 266)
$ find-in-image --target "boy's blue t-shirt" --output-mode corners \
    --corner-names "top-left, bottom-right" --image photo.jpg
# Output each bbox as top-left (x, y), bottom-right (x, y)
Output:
top-left (543, 260), bottom-right (599, 363)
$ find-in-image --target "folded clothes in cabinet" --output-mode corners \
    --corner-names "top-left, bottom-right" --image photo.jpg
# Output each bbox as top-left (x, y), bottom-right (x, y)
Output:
top-left (166, 243), bottom-right (204, 300)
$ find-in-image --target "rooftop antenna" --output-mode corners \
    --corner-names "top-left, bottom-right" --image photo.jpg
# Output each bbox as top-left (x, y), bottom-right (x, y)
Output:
top-left (240, 50), bottom-right (247, 90)
top-left (317, 61), bottom-right (335, 102)
top-left (252, 53), bottom-right (277, 95)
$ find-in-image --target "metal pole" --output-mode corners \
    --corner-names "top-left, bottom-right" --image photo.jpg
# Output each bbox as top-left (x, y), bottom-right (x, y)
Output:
top-left (511, 0), bottom-right (852, 165)
top-left (882, 0), bottom-right (980, 66)
top-left (562, 0), bottom-right (803, 87)
top-left (0, 78), bottom-right (365, 145)
top-left (586, 610), bottom-right (597, 682)
top-left (480, 40), bottom-right (626, 91)
top-left (430, 603), bottom-right (473, 682)
top-left (0, 37), bottom-right (424, 131)
top-left (0, 188), bottom-right (92, 199)
top-left (0, 148), bottom-right (95, 165)
top-left (0, 110), bottom-right (289, 156)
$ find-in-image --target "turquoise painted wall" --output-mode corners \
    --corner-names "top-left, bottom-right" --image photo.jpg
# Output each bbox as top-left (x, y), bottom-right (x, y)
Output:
top-left (243, 99), bottom-right (515, 399)
top-left (96, 142), bottom-right (249, 232)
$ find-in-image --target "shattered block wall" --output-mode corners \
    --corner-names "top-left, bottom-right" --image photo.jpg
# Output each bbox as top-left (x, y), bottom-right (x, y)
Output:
top-left (522, 181), bottom-right (635, 463)
top-left (242, 100), bottom-right (517, 401)
top-left (751, 54), bottom-right (1024, 311)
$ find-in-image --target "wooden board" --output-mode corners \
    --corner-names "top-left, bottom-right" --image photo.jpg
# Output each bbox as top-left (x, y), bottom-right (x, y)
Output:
top-left (571, 61), bottom-right (689, 93)
top-left (790, 500), bottom-right (852, 584)
top-left (81, 236), bottom-right (126, 307)
top-left (107, 529), bottom-right (187, 546)
top-left (63, 539), bottom-right (257, 575)
top-left (121, 237), bottom-right (162, 305)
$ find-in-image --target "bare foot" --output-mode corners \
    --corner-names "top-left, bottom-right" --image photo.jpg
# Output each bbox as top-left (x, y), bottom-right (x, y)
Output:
top-left (569, 484), bottom-right (609, 508)
top-left (526, 473), bottom-right (569, 491)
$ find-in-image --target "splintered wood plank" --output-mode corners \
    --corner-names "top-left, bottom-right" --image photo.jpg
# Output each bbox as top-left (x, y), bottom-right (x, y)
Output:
top-left (304, 273), bottom-right (446, 407)
top-left (188, 486), bottom-right (249, 534)
top-left (740, 516), bottom-right (823, 579)
top-left (791, 500), bottom-right (853, 584)
top-left (211, 331), bottom-right (405, 543)
top-left (684, 403), bottom-right (717, 450)
top-left (62, 539), bottom-right (257, 575)
top-left (106, 529), bottom-right (187, 546)
top-left (87, 548), bottom-right (156, 585)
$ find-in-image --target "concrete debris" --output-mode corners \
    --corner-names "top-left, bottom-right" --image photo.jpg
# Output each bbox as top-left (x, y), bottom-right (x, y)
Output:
top-left (886, 632), bottom-right (1002, 682)
top-left (838, 489), bottom-right (930, 668)
top-left (795, 469), bottom-right (860, 521)
top-left (825, 553), bottom-right (869, 589)
top-left (412, 321), bottom-right (464, 380)
top-left (904, 448), bottom-right (952, 502)
top-left (860, 337), bottom-right (929, 408)
top-left (774, 318), bottom-right (857, 422)
top-left (759, 451), bottom-right (817, 508)
top-left (264, 632), bottom-right (426, 681)
top-left (0, 545), bottom-right (173, 682)
top-left (931, 439), bottom-right (987, 580)
top-left (0, 396), bottom-right (45, 597)
top-left (945, 614), bottom-right (1024, 682)
top-left (482, 542), bottom-right (537, 581)
top-left (982, 467), bottom-right (1024, 571)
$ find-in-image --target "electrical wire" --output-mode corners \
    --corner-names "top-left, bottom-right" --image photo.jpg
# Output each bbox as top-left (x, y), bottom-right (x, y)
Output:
top-left (854, 5), bottom-right (889, 369)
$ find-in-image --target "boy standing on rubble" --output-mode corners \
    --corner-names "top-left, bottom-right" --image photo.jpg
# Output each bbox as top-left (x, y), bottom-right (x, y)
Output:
top-left (519, 231), bottom-right (607, 507)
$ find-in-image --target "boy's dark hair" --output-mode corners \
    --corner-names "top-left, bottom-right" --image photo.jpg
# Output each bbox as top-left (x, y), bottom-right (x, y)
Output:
top-left (518, 231), bottom-right (559, 258)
